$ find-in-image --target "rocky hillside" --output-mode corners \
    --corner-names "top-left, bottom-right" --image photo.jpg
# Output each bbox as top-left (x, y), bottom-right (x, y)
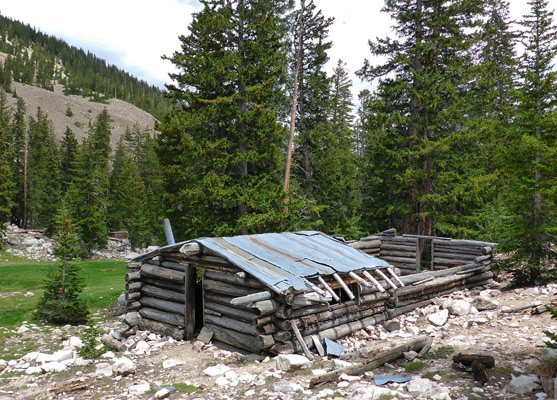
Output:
top-left (4, 80), bottom-right (157, 149)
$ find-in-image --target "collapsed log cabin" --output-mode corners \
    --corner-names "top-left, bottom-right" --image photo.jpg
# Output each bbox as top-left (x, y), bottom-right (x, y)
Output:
top-left (125, 230), bottom-right (496, 355)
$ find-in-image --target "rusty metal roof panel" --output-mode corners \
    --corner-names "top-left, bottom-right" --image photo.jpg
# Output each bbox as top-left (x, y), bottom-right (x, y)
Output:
top-left (135, 231), bottom-right (390, 294)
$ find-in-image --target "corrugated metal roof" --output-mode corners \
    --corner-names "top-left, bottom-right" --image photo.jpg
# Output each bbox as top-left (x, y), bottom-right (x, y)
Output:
top-left (135, 231), bottom-right (390, 294)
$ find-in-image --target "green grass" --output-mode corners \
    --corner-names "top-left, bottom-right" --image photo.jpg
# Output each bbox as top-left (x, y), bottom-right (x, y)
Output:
top-left (405, 361), bottom-right (424, 372)
top-left (0, 251), bottom-right (127, 326)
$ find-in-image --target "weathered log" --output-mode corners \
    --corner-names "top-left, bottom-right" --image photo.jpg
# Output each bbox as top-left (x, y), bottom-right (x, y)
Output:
top-left (474, 255), bottom-right (491, 263)
top-left (289, 303), bottom-right (330, 319)
top-left (286, 292), bottom-right (332, 307)
top-left (205, 301), bottom-right (258, 322)
top-left (206, 323), bottom-right (266, 352)
top-left (433, 252), bottom-right (478, 261)
top-left (309, 335), bottom-right (430, 387)
top-left (251, 300), bottom-right (280, 315)
top-left (380, 243), bottom-right (417, 252)
top-left (257, 335), bottom-right (275, 350)
top-left (270, 342), bottom-right (294, 354)
top-left (292, 323), bottom-right (314, 360)
top-left (436, 239), bottom-right (496, 247)
top-left (125, 292), bottom-right (141, 302)
top-left (139, 307), bottom-right (184, 327)
top-left (481, 246), bottom-right (492, 255)
top-left (317, 276), bottom-right (341, 302)
top-left (350, 240), bottom-right (381, 250)
top-left (312, 335), bottom-right (326, 357)
top-left (256, 316), bottom-right (273, 327)
top-left (160, 260), bottom-right (187, 272)
top-left (141, 284), bottom-right (185, 303)
top-left (142, 276), bottom-right (185, 293)
top-left (184, 264), bottom-right (196, 340)
top-left (101, 334), bottom-right (126, 352)
top-left (127, 262), bottom-right (141, 271)
top-left (360, 248), bottom-right (380, 254)
top-left (502, 301), bottom-right (542, 313)
top-left (179, 241), bottom-right (200, 256)
top-left (453, 353), bottom-right (495, 369)
top-left (141, 263), bottom-right (184, 283)
top-left (205, 279), bottom-right (262, 298)
top-left (378, 228), bottom-right (396, 236)
top-left (258, 323), bottom-right (277, 335)
top-left (380, 236), bottom-right (417, 244)
top-left (125, 271), bottom-right (141, 282)
top-left (273, 331), bottom-right (292, 343)
top-left (360, 235), bottom-right (381, 242)
top-left (230, 291), bottom-right (274, 305)
top-left (205, 314), bottom-right (260, 336)
top-left (140, 296), bottom-right (184, 315)
top-left (380, 255), bottom-right (418, 264)
top-left (138, 317), bottom-right (185, 340)
top-left (125, 281), bottom-right (142, 292)
top-left (204, 269), bottom-right (267, 290)
top-left (127, 301), bottom-right (141, 311)
top-left (298, 305), bottom-right (389, 336)
top-left (432, 257), bottom-right (469, 265)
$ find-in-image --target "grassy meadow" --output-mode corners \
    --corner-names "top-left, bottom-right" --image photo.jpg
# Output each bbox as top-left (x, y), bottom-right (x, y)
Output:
top-left (0, 251), bottom-right (128, 327)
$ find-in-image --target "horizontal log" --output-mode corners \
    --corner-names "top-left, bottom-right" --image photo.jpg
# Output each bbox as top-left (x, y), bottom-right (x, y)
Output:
top-left (378, 228), bottom-right (396, 236)
top-left (125, 292), bottom-right (141, 302)
top-left (256, 316), bottom-right (273, 327)
top-left (140, 296), bottom-right (184, 315)
top-left (286, 292), bottom-right (332, 307)
top-left (434, 239), bottom-right (496, 247)
top-left (205, 314), bottom-right (260, 336)
top-left (380, 256), bottom-right (418, 264)
top-left (433, 257), bottom-right (470, 265)
top-left (230, 291), bottom-right (274, 305)
top-left (273, 330), bottom-right (292, 343)
top-left (125, 271), bottom-right (141, 282)
top-left (205, 323), bottom-right (267, 352)
top-left (298, 305), bottom-right (388, 336)
top-left (360, 235), bottom-right (381, 242)
top-left (205, 301), bottom-right (258, 322)
top-left (127, 301), bottom-right (141, 311)
top-left (141, 263), bottom-right (184, 283)
top-left (251, 300), bottom-right (280, 315)
top-left (258, 323), bottom-right (277, 335)
top-left (141, 283), bottom-right (185, 302)
top-left (380, 236), bottom-right (417, 245)
top-left (139, 307), bottom-right (184, 327)
top-left (474, 255), bottom-right (491, 263)
top-left (179, 241), bottom-right (200, 256)
top-left (361, 249), bottom-right (380, 255)
top-left (380, 243), bottom-right (418, 252)
top-left (204, 269), bottom-right (267, 290)
top-left (138, 318), bottom-right (185, 340)
top-left (350, 240), bottom-right (381, 250)
top-left (142, 275), bottom-right (185, 292)
top-left (126, 282), bottom-right (142, 292)
top-left (433, 252), bottom-right (478, 261)
top-left (204, 279), bottom-right (261, 298)
top-left (160, 260), bottom-right (187, 272)
top-left (127, 262), bottom-right (141, 271)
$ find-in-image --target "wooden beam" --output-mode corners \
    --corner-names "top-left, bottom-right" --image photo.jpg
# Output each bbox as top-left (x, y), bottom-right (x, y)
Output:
top-left (348, 271), bottom-right (372, 288)
top-left (317, 276), bottom-right (340, 302)
top-left (387, 267), bottom-right (405, 287)
top-left (230, 291), bottom-right (273, 306)
top-left (184, 265), bottom-right (196, 340)
top-left (332, 273), bottom-right (355, 300)
top-left (375, 269), bottom-right (398, 289)
top-left (362, 270), bottom-right (385, 293)
top-left (291, 323), bottom-right (314, 360)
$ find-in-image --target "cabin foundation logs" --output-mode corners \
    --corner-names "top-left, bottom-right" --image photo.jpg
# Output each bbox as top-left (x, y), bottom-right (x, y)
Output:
top-left (124, 231), bottom-right (496, 354)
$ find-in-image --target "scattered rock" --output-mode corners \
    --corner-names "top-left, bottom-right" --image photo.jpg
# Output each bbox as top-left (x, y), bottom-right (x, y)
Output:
top-left (112, 356), bottom-right (135, 376)
top-left (23, 292), bottom-right (34, 297)
top-left (384, 320), bottom-right (401, 332)
top-left (274, 383), bottom-right (303, 392)
top-left (128, 382), bottom-right (150, 395)
top-left (275, 354), bottom-right (312, 371)
top-left (123, 312), bottom-right (141, 326)
top-left (349, 386), bottom-right (410, 400)
top-left (403, 351), bottom-right (419, 361)
top-left (42, 362), bottom-right (66, 372)
top-left (448, 299), bottom-right (471, 316)
top-left (154, 388), bottom-right (171, 399)
top-left (203, 363), bottom-right (230, 376)
top-left (522, 287), bottom-right (540, 296)
top-left (162, 359), bottom-right (186, 369)
top-left (95, 362), bottom-right (113, 377)
top-left (428, 309), bottom-right (449, 326)
top-left (506, 375), bottom-right (542, 394)
top-left (471, 296), bottom-right (499, 311)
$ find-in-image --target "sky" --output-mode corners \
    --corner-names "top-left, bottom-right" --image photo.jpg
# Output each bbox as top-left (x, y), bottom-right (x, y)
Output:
top-left (0, 0), bottom-right (553, 98)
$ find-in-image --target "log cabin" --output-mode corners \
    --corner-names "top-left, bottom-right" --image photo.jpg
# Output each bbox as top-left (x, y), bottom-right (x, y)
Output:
top-left (125, 229), bottom-right (496, 355)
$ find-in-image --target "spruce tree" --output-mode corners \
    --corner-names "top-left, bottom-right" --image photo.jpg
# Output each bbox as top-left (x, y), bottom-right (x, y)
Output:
top-left (158, 0), bottom-right (291, 237)
top-left (357, 0), bottom-right (485, 237)
top-left (10, 97), bottom-right (27, 226)
top-left (67, 109), bottom-right (112, 250)
top-left (497, 0), bottom-right (557, 283)
top-left (59, 126), bottom-right (79, 193)
top-left (27, 108), bottom-right (60, 235)
top-left (0, 123), bottom-right (14, 229)
top-left (36, 209), bottom-right (89, 325)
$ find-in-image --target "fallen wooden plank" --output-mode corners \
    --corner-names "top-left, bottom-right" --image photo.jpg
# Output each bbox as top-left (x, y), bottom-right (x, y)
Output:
top-left (309, 335), bottom-right (430, 388)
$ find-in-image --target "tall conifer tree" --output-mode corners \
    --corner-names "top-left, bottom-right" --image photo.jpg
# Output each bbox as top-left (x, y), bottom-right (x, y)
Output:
top-left (10, 97), bottom-right (27, 226)
top-left (158, 0), bottom-right (291, 238)
top-left (59, 126), bottom-right (79, 193)
top-left (497, 0), bottom-right (557, 283)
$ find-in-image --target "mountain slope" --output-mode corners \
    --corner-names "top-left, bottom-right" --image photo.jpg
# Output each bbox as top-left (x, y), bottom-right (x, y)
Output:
top-left (6, 81), bottom-right (157, 147)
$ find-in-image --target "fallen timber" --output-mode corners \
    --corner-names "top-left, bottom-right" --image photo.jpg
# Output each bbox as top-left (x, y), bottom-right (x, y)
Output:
top-left (125, 229), bottom-right (496, 355)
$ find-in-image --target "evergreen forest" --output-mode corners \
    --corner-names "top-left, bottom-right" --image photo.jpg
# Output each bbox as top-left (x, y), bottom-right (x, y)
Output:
top-left (0, 0), bottom-right (555, 285)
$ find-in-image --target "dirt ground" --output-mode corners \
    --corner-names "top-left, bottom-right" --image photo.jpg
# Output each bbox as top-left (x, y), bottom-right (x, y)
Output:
top-left (0, 273), bottom-right (556, 400)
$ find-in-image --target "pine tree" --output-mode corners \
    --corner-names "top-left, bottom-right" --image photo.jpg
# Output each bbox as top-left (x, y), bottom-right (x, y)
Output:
top-left (357, 0), bottom-right (485, 237)
top-left (67, 109), bottom-right (112, 250)
top-left (35, 208), bottom-right (89, 325)
top-left (59, 126), bottom-right (79, 193)
top-left (0, 123), bottom-right (14, 229)
top-left (158, 0), bottom-right (291, 238)
top-left (290, 0), bottom-right (333, 213)
top-left (27, 108), bottom-right (60, 235)
top-left (10, 97), bottom-right (27, 226)
top-left (497, 0), bottom-right (557, 283)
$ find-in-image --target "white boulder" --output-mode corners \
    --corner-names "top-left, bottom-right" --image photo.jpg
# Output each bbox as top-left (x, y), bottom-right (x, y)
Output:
top-left (275, 354), bottom-right (312, 371)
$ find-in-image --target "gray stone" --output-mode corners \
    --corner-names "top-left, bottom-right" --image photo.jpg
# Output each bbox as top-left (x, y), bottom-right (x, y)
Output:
top-left (123, 312), bottom-right (141, 326)
top-left (154, 388), bottom-right (171, 399)
top-left (203, 363), bottom-right (230, 376)
top-left (332, 359), bottom-right (354, 370)
top-left (471, 296), bottom-right (499, 311)
top-left (448, 299), bottom-right (471, 316)
top-left (274, 383), bottom-right (303, 392)
top-left (541, 348), bottom-right (557, 361)
top-left (117, 293), bottom-right (127, 306)
top-left (428, 309), bottom-right (449, 326)
top-left (276, 354), bottom-right (312, 371)
top-left (112, 356), bottom-right (135, 376)
top-left (25, 366), bottom-right (42, 375)
top-left (128, 383), bottom-right (150, 395)
top-left (506, 375), bottom-right (541, 394)
top-left (384, 321), bottom-right (401, 332)
top-left (403, 351), bottom-right (418, 361)
top-left (41, 362), bottom-right (66, 372)
top-left (95, 362), bottom-right (113, 377)
top-left (52, 349), bottom-right (74, 363)
top-left (349, 386), bottom-right (410, 400)
top-left (407, 377), bottom-right (435, 395)
top-left (162, 359), bottom-right (186, 369)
